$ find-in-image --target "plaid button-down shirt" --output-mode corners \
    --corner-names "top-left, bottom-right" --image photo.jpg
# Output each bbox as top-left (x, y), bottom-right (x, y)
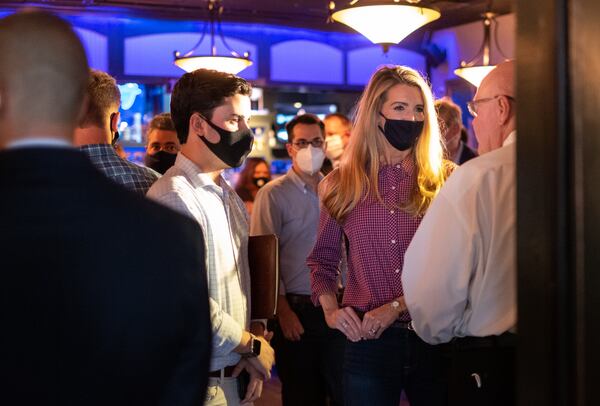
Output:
top-left (80, 144), bottom-right (159, 195)
top-left (309, 157), bottom-right (420, 321)
top-left (147, 153), bottom-right (251, 371)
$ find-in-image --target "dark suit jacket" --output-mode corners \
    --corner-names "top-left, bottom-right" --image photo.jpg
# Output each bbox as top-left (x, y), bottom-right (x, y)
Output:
top-left (0, 147), bottom-right (211, 405)
top-left (459, 142), bottom-right (478, 165)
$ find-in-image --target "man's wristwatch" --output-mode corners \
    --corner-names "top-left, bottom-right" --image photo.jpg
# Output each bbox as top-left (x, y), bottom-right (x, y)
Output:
top-left (241, 335), bottom-right (262, 358)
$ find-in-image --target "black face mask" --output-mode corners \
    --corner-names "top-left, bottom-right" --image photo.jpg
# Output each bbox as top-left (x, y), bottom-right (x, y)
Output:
top-left (252, 177), bottom-right (270, 188)
top-left (144, 150), bottom-right (177, 175)
top-left (378, 113), bottom-right (424, 151)
top-left (197, 116), bottom-right (254, 168)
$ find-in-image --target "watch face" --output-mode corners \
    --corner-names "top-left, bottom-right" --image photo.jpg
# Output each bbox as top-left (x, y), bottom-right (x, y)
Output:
top-left (391, 300), bottom-right (399, 308)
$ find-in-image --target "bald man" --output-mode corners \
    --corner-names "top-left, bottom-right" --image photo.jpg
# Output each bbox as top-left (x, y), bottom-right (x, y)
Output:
top-left (321, 113), bottom-right (351, 175)
top-left (0, 10), bottom-right (211, 405)
top-left (402, 61), bottom-right (517, 406)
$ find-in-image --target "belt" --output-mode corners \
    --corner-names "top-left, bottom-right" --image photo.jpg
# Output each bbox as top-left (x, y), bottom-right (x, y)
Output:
top-left (354, 310), bottom-right (413, 330)
top-left (451, 333), bottom-right (517, 351)
top-left (208, 365), bottom-right (236, 378)
top-left (285, 293), bottom-right (313, 306)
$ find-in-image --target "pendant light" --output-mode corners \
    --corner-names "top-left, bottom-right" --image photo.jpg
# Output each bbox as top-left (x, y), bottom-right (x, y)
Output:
top-left (454, 10), bottom-right (508, 87)
top-left (174, 0), bottom-right (252, 75)
top-left (328, 0), bottom-right (441, 53)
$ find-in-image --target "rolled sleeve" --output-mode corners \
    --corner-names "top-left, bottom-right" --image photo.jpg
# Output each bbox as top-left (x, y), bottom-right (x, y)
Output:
top-left (209, 298), bottom-right (244, 357)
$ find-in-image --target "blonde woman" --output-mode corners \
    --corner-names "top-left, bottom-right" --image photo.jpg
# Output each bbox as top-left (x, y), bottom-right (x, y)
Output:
top-left (308, 66), bottom-right (453, 406)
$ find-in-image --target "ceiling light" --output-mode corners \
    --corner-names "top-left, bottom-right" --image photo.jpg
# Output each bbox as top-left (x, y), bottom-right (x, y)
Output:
top-left (174, 0), bottom-right (252, 75)
top-left (329, 1), bottom-right (440, 52)
top-left (454, 12), bottom-right (508, 87)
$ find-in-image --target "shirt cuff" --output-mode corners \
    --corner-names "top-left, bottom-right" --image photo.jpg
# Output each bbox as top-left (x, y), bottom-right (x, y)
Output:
top-left (310, 278), bottom-right (339, 306)
top-left (211, 310), bottom-right (244, 358)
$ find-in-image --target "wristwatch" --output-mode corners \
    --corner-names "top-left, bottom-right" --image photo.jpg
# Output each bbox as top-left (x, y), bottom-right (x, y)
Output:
top-left (241, 335), bottom-right (262, 358)
top-left (391, 300), bottom-right (401, 313)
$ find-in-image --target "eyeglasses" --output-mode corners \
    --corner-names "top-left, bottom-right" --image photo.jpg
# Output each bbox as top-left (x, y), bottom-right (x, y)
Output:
top-left (291, 139), bottom-right (324, 149)
top-left (467, 95), bottom-right (515, 117)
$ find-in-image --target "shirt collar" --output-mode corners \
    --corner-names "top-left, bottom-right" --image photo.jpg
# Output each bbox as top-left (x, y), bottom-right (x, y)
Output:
top-left (79, 143), bottom-right (118, 157)
top-left (381, 154), bottom-right (415, 178)
top-left (287, 167), bottom-right (322, 195)
top-left (503, 131), bottom-right (517, 147)
top-left (7, 137), bottom-right (73, 150)
top-left (175, 152), bottom-right (229, 193)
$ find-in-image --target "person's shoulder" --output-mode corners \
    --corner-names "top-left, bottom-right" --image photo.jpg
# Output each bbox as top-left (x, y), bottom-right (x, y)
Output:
top-left (125, 183), bottom-right (202, 237)
top-left (442, 158), bottom-right (458, 178)
top-left (122, 159), bottom-right (159, 180)
top-left (260, 174), bottom-right (289, 195)
top-left (460, 143), bottom-right (514, 174)
top-left (443, 144), bottom-right (515, 197)
top-left (254, 176), bottom-right (288, 210)
top-left (147, 167), bottom-right (192, 198)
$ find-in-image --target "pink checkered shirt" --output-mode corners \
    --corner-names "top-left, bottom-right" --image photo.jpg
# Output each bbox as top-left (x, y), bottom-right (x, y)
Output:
top-left (309, 157), bottom-right (420, 321)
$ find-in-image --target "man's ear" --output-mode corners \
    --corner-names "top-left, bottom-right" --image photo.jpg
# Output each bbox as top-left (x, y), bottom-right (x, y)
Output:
top-left (190, 113), bottom-right (205, 137)
top-left (110, 111), bottom-right (120, 133)
top-left (285, 142), bottom-right (294, 158)
top-left (497, 96), bottom-right (513, 125)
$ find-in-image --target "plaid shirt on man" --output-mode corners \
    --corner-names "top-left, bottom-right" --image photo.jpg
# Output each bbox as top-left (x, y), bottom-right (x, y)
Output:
top-left (80, 144), bottom-right (159, 195)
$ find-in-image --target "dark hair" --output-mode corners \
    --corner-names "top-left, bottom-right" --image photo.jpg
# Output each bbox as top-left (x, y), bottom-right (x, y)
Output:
top-left (285, 114), bottom-right (325, 143)
top-left (234, 157), bottom-right (271, 202)
top-left (148, 112), bottom-right (176, 133)
top-left (80, 69), bottom-right (120, 129)
top-left (170, 69), bottom-right (252, 144)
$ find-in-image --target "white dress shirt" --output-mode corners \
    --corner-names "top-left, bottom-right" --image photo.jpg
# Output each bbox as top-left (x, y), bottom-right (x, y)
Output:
top-left (402, 132), bottom-right (516, 344)
top-left (147, 153), bottom-right (251, 371)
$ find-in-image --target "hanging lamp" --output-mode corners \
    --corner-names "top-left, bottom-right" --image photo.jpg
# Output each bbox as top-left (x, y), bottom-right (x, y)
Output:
top-left (174, 0), bottom-right (252, 75)
top-left (454, 11), bottom-right (508, 87)
top-left (328, 0), bottom-right (441, 53)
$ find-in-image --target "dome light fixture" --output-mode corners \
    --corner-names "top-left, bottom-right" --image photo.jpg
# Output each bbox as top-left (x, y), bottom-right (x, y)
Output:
top-left (174, 0), bottom-right (252, 75)
top-left (328, 0), bottom-right (441, 53)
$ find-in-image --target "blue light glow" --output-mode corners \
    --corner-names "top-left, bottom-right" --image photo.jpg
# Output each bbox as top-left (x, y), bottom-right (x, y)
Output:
top-left (118, 83), bottom-right (142, 110)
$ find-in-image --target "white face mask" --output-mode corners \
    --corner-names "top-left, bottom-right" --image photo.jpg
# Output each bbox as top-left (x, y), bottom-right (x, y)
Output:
top-left (295, 145), bottom-right (326, 175)
top-left (325, 134), bottom-right (344, 161)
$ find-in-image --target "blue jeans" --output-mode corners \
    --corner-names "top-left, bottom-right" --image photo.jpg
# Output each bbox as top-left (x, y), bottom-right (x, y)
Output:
top-left (343, 324), bottom-right (447, 406)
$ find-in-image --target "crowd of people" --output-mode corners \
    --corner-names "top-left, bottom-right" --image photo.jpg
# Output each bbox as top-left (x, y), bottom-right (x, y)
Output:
top-left (1, 9), bottom-right (516, 406)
